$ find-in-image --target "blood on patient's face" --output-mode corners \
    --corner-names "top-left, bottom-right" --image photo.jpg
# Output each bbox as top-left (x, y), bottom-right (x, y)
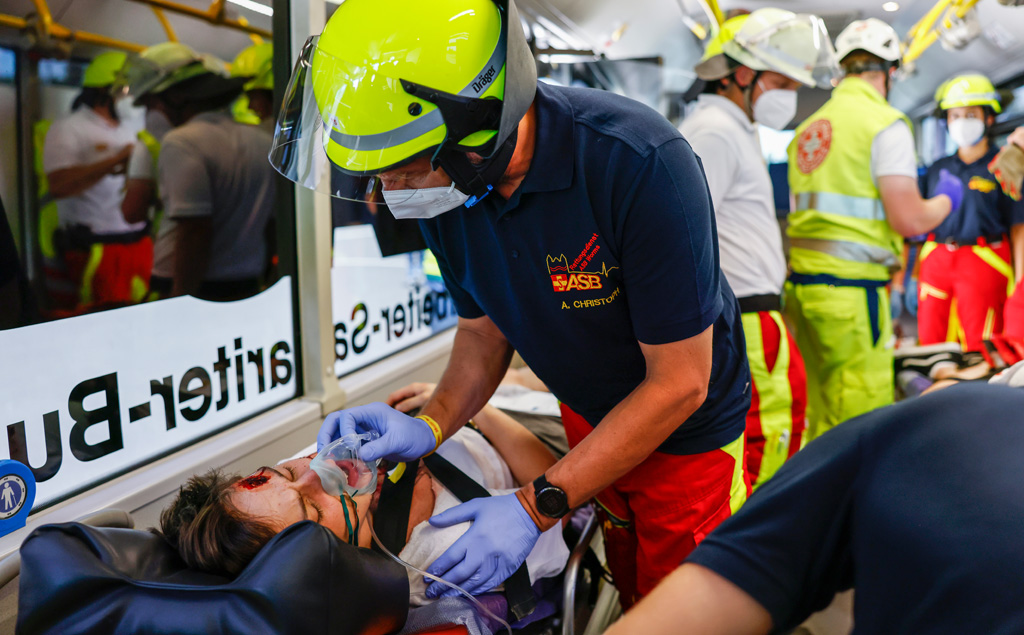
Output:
top-left (238, 469), bottom-right (270, 490)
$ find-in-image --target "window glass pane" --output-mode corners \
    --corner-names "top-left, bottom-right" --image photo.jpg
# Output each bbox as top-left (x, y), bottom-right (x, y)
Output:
top-left (331, 224), bottom-right (459, 378)
top-left (0, 0), bottom-right (296, 512)
top-left (324, 3), bottom-right (458, 378)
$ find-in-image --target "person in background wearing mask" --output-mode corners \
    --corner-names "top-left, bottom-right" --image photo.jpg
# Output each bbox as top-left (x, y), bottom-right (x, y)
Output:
top-left (294, 0), bottom-right (752, 612)
top-left (785, 18), bottom-right (961, 441)
top-left (43, 51), bottom-right (152, 313)
top-left (122, 43), bottom-right (274, 301)
top-left (679, 8), bottom-right (830, 489)
top-left (230, 42), bottom-right (274, 127)
top-left (917, 74), bottom-right (1024, 351)
top-left (119, 45), bottom-right (181, 235)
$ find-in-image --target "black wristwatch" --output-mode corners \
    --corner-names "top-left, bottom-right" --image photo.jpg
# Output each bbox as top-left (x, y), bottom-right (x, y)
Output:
top-left (532, 474), bottom-right (570, 519)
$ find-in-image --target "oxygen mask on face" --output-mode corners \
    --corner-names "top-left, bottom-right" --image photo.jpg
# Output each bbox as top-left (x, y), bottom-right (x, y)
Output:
top-left (309, 432), bottom-right (380, 498)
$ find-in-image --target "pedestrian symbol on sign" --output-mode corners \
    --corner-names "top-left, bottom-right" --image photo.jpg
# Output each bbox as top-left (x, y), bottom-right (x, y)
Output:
top-left (1, 482), bottom-right (14, 511)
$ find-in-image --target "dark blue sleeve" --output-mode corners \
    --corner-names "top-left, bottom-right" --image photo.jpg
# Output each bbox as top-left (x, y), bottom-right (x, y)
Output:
top-left (686, 418), bottom-right (865, 631)
top-left (1001, 187), bottom-right (1024, 227)
top-left (619, 139), bottom-right (722, 344)
top-left (417, 220), bottom-right (485, 319)
top-left (923, 162), bottom-right (939, 197)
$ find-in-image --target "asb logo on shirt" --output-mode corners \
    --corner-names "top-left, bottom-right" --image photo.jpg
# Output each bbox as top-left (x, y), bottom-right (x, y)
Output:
top-left (545, 234), bottom-right (622, 309)
top-left (797, 119), bottom-right (832, 174)
top-left (968, 176), bottom-right (997, 193)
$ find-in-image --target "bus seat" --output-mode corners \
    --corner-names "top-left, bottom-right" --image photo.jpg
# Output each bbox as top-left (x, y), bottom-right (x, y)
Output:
top-left (17, 520), bottom-right (408, 635)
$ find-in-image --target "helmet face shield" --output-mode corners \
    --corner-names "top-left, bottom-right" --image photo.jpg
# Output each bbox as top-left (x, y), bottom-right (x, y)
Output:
top-left (729, 14), bottom-right (840, 89)
top-left (269, 36), bottom-right (443, 202)
top-left (115, 56), bottom-right (165, 103)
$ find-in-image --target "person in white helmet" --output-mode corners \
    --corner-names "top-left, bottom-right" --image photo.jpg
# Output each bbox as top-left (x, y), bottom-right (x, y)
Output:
top-left (679, 8), bottom-right (838, 488)
top-left (121, 43), bottom-right (276, 301)
top-left (784, 18), bottom-right (962, 440)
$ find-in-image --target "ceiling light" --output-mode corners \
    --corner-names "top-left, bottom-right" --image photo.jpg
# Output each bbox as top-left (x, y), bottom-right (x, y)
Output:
top-left (227, 0), bottom-right (272, 17)
top-left (882, 2), bottom-right (900, 12)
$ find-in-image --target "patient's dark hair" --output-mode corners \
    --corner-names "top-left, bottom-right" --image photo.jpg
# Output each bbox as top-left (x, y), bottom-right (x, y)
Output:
top-left (156, 469), bottom-right (277, 577)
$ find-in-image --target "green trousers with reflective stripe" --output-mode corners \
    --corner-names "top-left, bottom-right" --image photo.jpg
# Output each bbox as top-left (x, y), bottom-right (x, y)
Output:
top-left (784, 281), bottom-right (894, 441)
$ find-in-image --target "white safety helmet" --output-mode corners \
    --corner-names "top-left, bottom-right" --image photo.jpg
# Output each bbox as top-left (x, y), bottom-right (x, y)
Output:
top-left (722, 7), bottom-right (840, 89)
top-left (835, 18), bottom-right (902, 66)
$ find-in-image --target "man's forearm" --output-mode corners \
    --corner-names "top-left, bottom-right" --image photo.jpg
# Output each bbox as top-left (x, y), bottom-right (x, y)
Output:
top-left (48, 154), bottom-right (125, 199)
top-left (605, 564), bottom-right (773, 635)
top-left (519, 373), bottom-right (707, 530)
top-left (421, 318), bottom-right (513, 438)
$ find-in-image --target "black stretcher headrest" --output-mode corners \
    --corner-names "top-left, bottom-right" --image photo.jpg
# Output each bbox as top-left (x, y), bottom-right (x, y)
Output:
top-left (17, 520), bottom-right (409, 635)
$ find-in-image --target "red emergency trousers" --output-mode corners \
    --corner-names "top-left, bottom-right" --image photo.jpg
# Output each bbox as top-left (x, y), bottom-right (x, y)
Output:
top-left (63, 237), bottom-right (153, 312)
top-left (560, 404), bottom-right (749, 610)
top-left (918, 237), bottom-right (1013, 351)
top-left (1005, 285), bottom-right (1024, 341)
top-left (741, 309), bottom-right (807, 490)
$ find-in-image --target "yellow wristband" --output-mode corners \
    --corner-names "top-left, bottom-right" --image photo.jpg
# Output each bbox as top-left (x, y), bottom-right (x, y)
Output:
top-left (415, 415), bottom-right (443, 456)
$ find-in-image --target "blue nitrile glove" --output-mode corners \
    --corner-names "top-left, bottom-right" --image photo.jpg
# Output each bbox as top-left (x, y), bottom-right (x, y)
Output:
top-left (424, 493), bottom-right (542, 598)
top-left (318, 402), bottom-right (436, 462)
top-left (934, 168), bottom-right (964, 215)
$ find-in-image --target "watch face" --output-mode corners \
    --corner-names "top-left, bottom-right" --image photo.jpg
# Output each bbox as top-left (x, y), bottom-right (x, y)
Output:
top-left (537, 487), bottom-right (568, 518)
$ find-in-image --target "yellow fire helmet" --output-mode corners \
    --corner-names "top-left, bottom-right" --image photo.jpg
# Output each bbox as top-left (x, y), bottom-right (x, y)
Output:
top-left (117, 42), bottom-right (228, 106)
top-left (269, 0), bottom-right (537, 205)
top-left (82, 51), bottom-right (128, 88)
top-left (939, 73), bottom-right (1002, 113)
top-left (694, 14), bottom-right (751, 81)
top-left (231, 42), bottom-right (273, 91)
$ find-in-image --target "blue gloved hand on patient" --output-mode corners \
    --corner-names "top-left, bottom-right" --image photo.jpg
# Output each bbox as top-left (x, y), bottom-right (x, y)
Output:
top-left (318, 402), bottom-right (436, 462)
top-left (424, 493), bottom-right (541, 598)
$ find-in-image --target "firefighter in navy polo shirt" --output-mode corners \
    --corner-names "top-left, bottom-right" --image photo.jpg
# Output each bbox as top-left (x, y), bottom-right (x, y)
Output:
top-left (272, 0), bottom-right (751, 608)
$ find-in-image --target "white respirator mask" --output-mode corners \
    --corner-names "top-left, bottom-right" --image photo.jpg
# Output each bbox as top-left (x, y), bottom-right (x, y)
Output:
top-left (948, 118), bottom-right (986, 149)
top-left (382, 181), bottom-right (471, 220)
top-left (753, 83), bottom-right (798, 130)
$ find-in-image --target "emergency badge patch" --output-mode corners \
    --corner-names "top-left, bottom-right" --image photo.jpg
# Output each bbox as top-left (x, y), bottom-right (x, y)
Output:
top-left (797, 119), bottom-right (832, 174)
top-left (546, 233), bottom-right (621, 310)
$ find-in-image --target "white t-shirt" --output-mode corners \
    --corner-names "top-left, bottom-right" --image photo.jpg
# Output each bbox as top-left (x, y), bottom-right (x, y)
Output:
top-left (399, 427), bottom-right (570, 606)
top-left (871, 120), bottom-right (919, 183)
top-left (678, 95), bottom-right (787, 297)
top-left (155, 110), bottom-right (275, 280)
top-left (42, 107), bottom-right (145, 236)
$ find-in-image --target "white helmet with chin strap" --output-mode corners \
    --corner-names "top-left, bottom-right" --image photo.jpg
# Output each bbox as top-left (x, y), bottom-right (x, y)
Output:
top-left (835, 18), bottom-right (902, 67)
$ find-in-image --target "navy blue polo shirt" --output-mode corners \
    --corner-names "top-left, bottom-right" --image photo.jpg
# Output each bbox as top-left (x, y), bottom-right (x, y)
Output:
top-left (419, 81), bottom-right (750, 455)
top-left (688, 383), bottom-right (1024, 633)
top-left (925, 146), bottom-right (1024, 243)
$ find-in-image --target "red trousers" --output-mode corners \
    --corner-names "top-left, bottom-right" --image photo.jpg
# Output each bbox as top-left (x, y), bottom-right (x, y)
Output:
top-left (560, 404), bottom-right (749, 610)
top-left (918, 239), bottom-right (1012, 351)
top-left (742, 310), bottom-right (807, 490)
top-left (1005, 286), bottom-right (1024, 341)
top-left (63, 238), bottom-right (153, 312)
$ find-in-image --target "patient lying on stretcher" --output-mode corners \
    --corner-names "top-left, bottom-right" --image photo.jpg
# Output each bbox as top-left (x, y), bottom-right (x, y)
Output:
top-left (158, 383), bottom-right (569, 604)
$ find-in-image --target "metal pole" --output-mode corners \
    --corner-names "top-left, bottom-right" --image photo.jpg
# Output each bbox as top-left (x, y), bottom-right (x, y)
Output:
top-left (15, 50), bottom-right (40, 286)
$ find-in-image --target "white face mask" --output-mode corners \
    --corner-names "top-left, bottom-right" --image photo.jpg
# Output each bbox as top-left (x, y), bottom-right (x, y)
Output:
top-left (752, 85), bottom-right (798, 130)
top-left (381, 181), bottom-right (471, 220)
top-left (948, 118), bottom-right (985, 149)
top-left (114, 98), bottom-right (143, 125)
top-left (144, 109), bottom-right (173, 140)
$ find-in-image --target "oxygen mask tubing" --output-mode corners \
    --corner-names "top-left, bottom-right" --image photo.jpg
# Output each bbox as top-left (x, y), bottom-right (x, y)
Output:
top-left (308, 432), bottom-right (513, 635)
